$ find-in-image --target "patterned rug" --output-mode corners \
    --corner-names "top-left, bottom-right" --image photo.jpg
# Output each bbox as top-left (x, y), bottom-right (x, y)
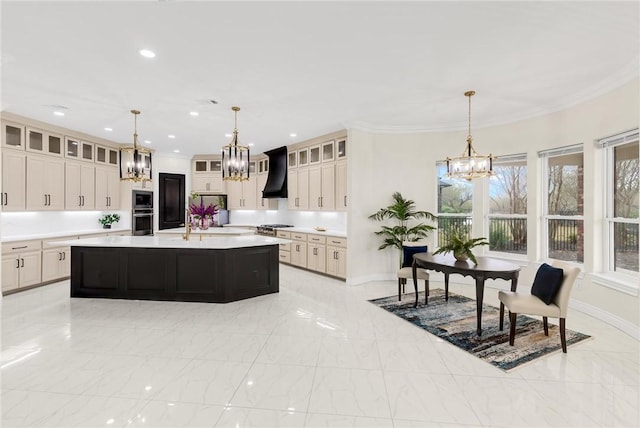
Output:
top-left (369, 288), bottom-right (591, 371)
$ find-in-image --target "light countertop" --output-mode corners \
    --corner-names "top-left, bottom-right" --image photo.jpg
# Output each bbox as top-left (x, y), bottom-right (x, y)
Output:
top-left (277, 227), bottom-right (347, 238)
top-left (155, 227), bottom-right (255, 236)
top-left (2, 227), bottom-right (132, 243)
top-left (49, 235), bottom-right (289, 250)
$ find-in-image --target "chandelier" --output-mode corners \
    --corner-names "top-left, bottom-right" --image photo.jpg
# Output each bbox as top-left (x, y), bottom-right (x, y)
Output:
top-left (120, 109), bottom-right (152, 182)
top-left (222, 106), bottom-right (250, 181)
top-left (445, 91), bottom-right (495, 180)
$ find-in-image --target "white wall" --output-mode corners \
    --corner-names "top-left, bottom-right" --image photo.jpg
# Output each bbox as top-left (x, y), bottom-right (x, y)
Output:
top-left (347, 78), bottom-right (639, 331)
top-left (151, 153), bottom-right (192, 231)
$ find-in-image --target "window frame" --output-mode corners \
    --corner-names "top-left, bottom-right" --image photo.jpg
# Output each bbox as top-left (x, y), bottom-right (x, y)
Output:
top-left (435, 161), bottom-right (473, 248)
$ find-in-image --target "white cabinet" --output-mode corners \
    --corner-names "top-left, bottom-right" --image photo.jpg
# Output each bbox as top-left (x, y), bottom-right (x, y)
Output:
top-left (95, 166), bottom-right (120, 210)
top-left (287, 167), bottom-right (309, 210)
top-left (65, 137), bottom-right (94, 162)
top-left (1, 240), bottom-right (42, 293)
top-left (65, 161), bottom-right (95, 210)
top-left (326, 236), bottom-right (347, 279)
top-left (277, 230), bottom-right (292, 263)
top-left (42, 247), bottom-right (70, 283)
top-left (26, 128), bottom-right (63, 157)
top-left (227, 178), bottom-right (257, 210)
top-left (2, 120), bottom-right (25, 150)
top-left (309, 163), bottom-right (335, 211)
top-left (192, 158), bottom-right (225, 193)
top-left (256, 172), bottom-right (278, 210)
top-left (95, 145), bottom-right (119, 166)
top-left (1, 150), bottom-right (26, 211)
top-left (307, 235), bottom-right (326, 273)
top-left (26, 154), bottom-right (65, 210)
top-left (287, 151), bottom-right (297, 169)
top-left (290, 232), bottom-right (308, 268)
top-left (335, 159), bottom-right (347, 211)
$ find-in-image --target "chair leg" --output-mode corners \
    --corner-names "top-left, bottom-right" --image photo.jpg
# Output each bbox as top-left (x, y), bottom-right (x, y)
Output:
top-left (509, 312), bottom-right (517, 346)
top-left (397, 278), bottom-right (402, 301)
top-left (402, 278), bottom-right (405, 294)
top-left (543, 317), bottom-right (549, 336)
top-left (560, 318), bottom-right (567, 353)
top-left (424, 280), bottom-right (429, 305)
top-left (499, 302), bottom-right (504, 331)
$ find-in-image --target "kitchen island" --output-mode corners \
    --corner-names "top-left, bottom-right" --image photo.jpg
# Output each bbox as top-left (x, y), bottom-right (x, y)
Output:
top-left (154, 226), bottom-right (255, 237)
top-left (53, 235), bottom-right (289, 303)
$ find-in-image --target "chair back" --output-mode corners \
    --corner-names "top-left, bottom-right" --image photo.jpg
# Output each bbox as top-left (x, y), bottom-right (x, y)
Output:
top-left (550, 260), bottom-right (580, 317)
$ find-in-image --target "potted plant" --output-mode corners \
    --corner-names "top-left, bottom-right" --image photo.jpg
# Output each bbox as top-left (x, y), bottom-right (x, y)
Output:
top-left (98, 213), bottom-right (121, 229)
top-left (432, 231), bottom-right (489, 264)
top-left (189, 199), bottom-right (219, 230)
top-left (369, 192), bottom-right (437, 268)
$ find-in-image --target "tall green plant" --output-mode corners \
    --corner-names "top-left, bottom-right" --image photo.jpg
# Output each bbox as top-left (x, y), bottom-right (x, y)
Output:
top-left (369, 192), bottom-right (437, 267)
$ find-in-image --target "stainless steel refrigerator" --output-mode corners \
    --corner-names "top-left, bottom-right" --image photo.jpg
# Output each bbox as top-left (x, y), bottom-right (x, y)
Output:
top-left (188, 194), bottom-right (229, 226)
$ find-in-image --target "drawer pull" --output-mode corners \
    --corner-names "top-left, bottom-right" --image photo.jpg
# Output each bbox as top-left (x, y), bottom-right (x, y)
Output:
top-left (11, 245), bottom-right (28, 250)
top-left (331, 240), bottom-right (340, 244)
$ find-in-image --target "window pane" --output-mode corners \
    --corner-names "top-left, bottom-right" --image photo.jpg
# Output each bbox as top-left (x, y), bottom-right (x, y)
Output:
top-left (438, 216), bottom-right (472, 247)
top-left (548, 153), bottom-right (583, 215)
top-left (489, 162), bottom-right (527, 214)
top-left (614, 141), bottom-right (639, 219)
top-left (614, 222), bottom-right (639, 272)
top-left (437, 164), bottom-right (472, 214)
top-left (489, 218), bottom-right (527, 254)
top-left (548, 219), bottom-right (584, 262)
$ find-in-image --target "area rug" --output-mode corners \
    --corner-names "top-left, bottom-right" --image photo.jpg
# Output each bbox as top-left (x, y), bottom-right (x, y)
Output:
top-left (369, 288), bottom-right (591, 371)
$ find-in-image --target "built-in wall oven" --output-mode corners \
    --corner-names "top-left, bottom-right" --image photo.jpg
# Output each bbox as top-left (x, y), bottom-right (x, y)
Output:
top-left (132, 190), bottom-right (154, 236)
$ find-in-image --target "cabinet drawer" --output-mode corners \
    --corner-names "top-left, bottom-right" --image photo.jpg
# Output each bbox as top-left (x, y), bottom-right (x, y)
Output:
top-left (279, 250), bottom-right (291, 263)
top-left (307, 235), bottom-right (326, 244)
top-left (326, 236), bottom-right (347, 247)
top-left (292, 233), bottom-right (307, 241)
top-left (276, 230), bottom-right (291, 239)
top-left (279, 242), bottom-right (291, 252)
top-left (2, 240), bottom-right (41, 254)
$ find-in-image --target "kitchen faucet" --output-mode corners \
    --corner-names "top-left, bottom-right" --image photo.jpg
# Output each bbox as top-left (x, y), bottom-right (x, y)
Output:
top-left (183, 210), bottom-right (191, 241)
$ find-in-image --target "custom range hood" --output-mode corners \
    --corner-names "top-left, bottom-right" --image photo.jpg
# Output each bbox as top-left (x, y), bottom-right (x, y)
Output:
top-left (262, 146), bottom-right (288, 198)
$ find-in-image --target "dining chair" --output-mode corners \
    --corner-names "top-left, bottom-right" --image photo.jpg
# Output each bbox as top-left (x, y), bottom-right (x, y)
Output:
top-left (397, 243), bottom-right (430, 304)
top-left (498, 260), bottom-right (580, 353)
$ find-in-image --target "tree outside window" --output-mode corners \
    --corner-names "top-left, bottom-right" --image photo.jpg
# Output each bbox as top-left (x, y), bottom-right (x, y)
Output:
top-left (437, 162), bottom-right (472, 246)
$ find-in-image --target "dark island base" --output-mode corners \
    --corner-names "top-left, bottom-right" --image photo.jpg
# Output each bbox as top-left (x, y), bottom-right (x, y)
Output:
top-left (71, 245), bottom-right (279, 303)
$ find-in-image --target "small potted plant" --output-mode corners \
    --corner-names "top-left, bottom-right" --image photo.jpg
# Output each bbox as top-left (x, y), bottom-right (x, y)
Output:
top-left (98, 213), bottom-right (121, 229)
top-left (433, 231), bottom-right (489, 264)
top-left (189, 200), bottom-right (219, 230)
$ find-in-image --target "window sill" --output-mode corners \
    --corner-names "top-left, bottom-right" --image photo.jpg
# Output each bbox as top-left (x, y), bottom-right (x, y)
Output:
top-left (485, 251), bottom-right (529, 266)
top-left (590, 272), bottom-right (639, 296)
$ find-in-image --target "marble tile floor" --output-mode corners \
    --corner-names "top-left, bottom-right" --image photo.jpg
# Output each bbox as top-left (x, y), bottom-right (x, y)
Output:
top-left (1, 264), bottom-right (638, 427)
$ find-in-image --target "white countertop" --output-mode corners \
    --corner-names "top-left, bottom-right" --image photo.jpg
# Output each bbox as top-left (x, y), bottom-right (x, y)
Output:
top-left (49, 235), bottom-right (289, 250)
top-left (155, 227), bottom-right (255, 236)
top-left (278, 227), bottom-right (347, 238)
top-left (1, 227), bottom-right (132, 243)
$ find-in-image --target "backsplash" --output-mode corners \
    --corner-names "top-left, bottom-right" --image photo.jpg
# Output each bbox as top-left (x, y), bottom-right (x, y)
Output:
top-left (229, 199), bottom-right (347, 231)
top-left (1, 210), bottom-right (131, 237)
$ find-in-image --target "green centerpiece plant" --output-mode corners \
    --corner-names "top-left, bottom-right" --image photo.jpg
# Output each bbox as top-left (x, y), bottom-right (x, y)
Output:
top-left (432, 231), bottom-right (489, 264)
top-left (98, 213), bottom-right (121, 229)
top-left (369, 192), bottom-right (437, 268)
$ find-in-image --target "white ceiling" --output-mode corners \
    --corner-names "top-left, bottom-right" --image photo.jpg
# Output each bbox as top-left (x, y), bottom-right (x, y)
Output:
top-left (1, 1), bottom-right (638, 157)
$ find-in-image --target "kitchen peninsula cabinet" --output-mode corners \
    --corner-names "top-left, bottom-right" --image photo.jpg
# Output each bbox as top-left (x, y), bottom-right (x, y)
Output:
top-left (65, 161), bottom-right (95, 210)
top-left (1, 150), bottom-right (26, 211)
top-left (26, 154), bottom-right (65, 210)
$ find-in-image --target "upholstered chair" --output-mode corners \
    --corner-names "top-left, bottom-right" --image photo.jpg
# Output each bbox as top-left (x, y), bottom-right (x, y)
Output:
top-left (498, 260), bottom-right (580, 353)
top-left (397, 243), bottom-right (430, 304)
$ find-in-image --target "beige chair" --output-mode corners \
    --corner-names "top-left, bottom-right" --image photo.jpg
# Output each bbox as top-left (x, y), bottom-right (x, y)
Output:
top-left (397, 243), bottom-right (430, 304)
top-left (498, 260), bottom-right (579, 353)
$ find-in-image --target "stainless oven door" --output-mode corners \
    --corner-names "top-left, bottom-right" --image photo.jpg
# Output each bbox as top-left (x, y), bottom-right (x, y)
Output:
top-left (132, 212), bottom-right (154, 236)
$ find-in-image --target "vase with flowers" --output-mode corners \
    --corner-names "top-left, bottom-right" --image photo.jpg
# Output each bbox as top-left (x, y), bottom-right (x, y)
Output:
top-left (189, 199), bottom-right (219, 231)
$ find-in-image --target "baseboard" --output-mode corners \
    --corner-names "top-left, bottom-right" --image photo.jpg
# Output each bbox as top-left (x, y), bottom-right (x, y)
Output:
top-left (569, 299), bottom-right (640, 340)
top-left (347, 273), bottom-right (395, 286)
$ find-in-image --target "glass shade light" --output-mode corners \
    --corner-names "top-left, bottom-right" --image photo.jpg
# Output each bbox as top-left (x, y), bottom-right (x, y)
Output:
top-left (222, 106), bottom-right (250, 181)
top-left (120, 109), bottom-right (152, 182)
top-left (445, 91), bottom-right (495, 180)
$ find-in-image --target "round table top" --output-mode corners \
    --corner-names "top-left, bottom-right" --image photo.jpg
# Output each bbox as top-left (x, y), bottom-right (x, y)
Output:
top-left (413, 252), bottom-right (521, 274)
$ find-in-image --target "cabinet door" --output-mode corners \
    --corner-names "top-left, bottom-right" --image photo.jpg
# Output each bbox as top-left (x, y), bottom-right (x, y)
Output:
top-left (291, 242), bottom-right (307, 268)
top-left (26, 128), bottom-right (63, 157)
top-left (321, 141), bottom-right (334, 162)
top-left (321, 163), bottom-right (335, 211)
top-left (326, 246), bottom-right (337, 277)
top-left (19, 251), bottom-right (42, 287)
top-left (208, 174), bottom-right (225, 193)
top-left (2, 121), bottom-right (25, 150)
top-left (242, 178), bottom-right (257, 209)
top-left (287, 169), bottom-right (298, 210)
top-left (308, 166), bottom-right (322, 211)
top-left (60, 248), bottom-right (71, 277)
top-left (2, 151), bottom-right (26, 211)
top-left (297, 167), bottom-right (309, 210)
top-left (257, 173), bottom-right (267, 209)
top-left (308, 244), bottom-right (326, 273)
top-left (309, 146), bottom-right (321, 165)
top-left (336, 137), bottom-right (347, 160)
top-left (80, 141), bottom-right (94, 162)
top-left (45, 158), bottom-right (65, 210)
top-left (226, 180), bottom-right (243, 210)
top-left (65, 162), bottom-right (83, 209)
top-left (42, 249), bottom-right (63, 282)
top-left (95, 167), bottom-right (109, 210)
top-left (335, 160), bottom-right (347, 211)
top-left (80, 164), bottom-right (95, 209)
top-left (2, 255), bottom-right (19, 292)
top-left (191, 175), bottom-right (209, 192)
top-left (26, 156), bottom-right (47, 209)
top-left (288, 151), bottom-right (297, 169)
top-left (107, 168), bottom-right (120, 209)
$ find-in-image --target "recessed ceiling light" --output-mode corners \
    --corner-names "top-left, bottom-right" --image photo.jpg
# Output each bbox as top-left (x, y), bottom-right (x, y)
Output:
top-left (53, 111), bottom-right (65, 116)
top-left (289, 133), bottom-right (297, 137)
top-left (104, 127), bottom-right (112, 132)
top-left (144, 140), bottom-right (152, 144)
top-left (173, 149), bottom-right (180, 153)
top-left (248, 143), bottom-right (255, 147)
top-left (225, 133), bottom-right (232, 138)
top-left (139, 49), bottom-right (156, 58)
top-left (168, 134), bottom-right (176, 139)
top-left (190, 111), bottom-right (199, 116)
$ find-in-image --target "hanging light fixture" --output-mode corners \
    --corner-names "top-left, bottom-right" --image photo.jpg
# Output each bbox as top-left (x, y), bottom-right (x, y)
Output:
top-left (445, 91), bottom-right (495, 180)
top-left (120, 109), bottom-right (152, 182)
top-left (222, 106), bottom-right (250, 181)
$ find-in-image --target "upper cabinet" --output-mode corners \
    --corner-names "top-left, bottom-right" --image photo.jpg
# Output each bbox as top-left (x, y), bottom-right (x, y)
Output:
top-left (26, 128), bottom-right (63, 157)
top-left (65, 137), bottom-right (94, 162)
top-left (191, 156), bottom-right (226, 194)
top-left (336, 137), bottom-right (347, 160)
top-left (95, 145), bottom-right (119, 166)
top-left (288, 151), bottom-right (297, 169)
top-left (1, 151), bottom-right (26, 211)
top-left (321, 140), bottom-right (335, 162)
top-left (2, 120), bottom-right (25, 150)
top-left (309, 145), bottom-right (321, 165)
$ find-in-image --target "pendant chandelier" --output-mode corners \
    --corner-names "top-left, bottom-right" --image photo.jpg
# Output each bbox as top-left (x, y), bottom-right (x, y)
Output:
top-left (120, 109), bottom-right (152, 182)
top-left (445, 91), bottom-right (495, 180)
top-left (222, 106), bottom-right (250, 181)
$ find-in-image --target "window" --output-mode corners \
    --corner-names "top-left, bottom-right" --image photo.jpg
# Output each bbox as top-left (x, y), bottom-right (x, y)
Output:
top-left (487, 154), bottom-right (527, 255)
top-left (601, 130), bottom-right (639, 275)
top-left (436, 161), bottom-right (472, 246)
top-left (540, 144), bottom-right (584, 263)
